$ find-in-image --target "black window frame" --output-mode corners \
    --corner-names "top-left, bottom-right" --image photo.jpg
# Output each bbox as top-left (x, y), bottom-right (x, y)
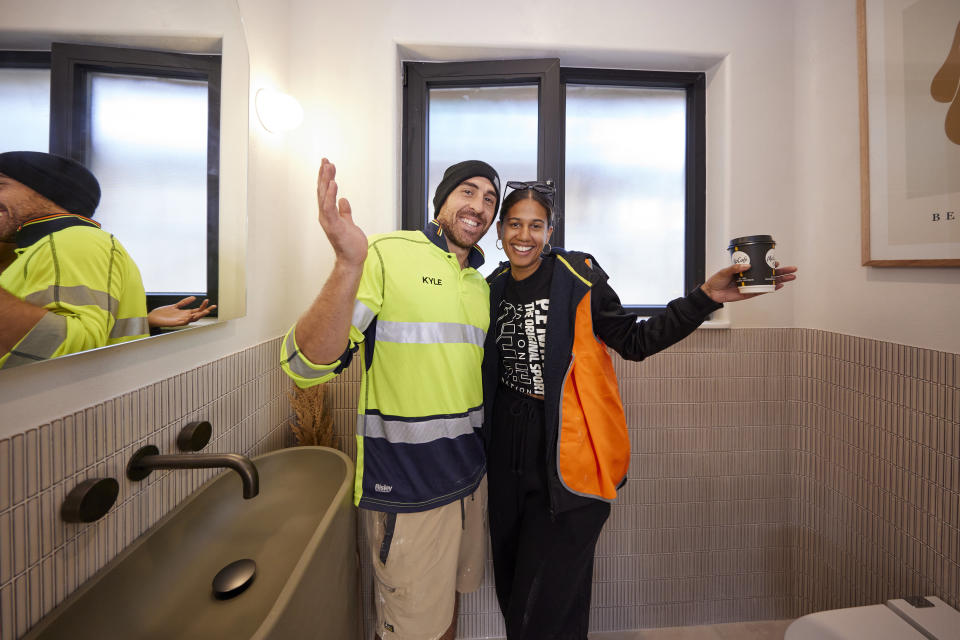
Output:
top-left (402, 59), bottom-right (561, 232)
top-left (50, 42), bottom-right (221, 312)
top-left (2, 44), bottom-right (221, 313)
top-left (401, 59), bottom-right (706, 315)
top-left (0, 50), bottom-right (51, 69)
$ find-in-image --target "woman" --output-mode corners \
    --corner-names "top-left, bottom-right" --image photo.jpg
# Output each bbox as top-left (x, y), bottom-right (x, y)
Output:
top-left (481, 180), bottom-right (796, 639)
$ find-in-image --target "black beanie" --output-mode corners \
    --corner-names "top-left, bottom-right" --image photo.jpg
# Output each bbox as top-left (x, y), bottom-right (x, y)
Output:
top-left (0, 151), bottom-right (101, 217)
top-left (432, 160), bottom-right (500, 217)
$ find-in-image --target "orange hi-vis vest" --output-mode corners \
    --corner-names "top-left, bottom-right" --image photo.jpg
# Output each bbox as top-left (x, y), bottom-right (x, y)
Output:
top-left (482, 250), bottom-right (721, 514)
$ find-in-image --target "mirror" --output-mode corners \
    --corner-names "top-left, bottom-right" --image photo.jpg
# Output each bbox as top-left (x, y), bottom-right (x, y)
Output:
top-left (0, 0), bottom-right (248, 369)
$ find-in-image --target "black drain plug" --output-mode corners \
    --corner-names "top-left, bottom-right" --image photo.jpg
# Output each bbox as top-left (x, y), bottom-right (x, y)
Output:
top-left (212, 558), bottom-right (257, 599)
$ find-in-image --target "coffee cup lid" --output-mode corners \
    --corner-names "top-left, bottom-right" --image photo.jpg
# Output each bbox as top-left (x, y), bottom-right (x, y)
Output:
top-left (728, 234), bottom-right (774, 249)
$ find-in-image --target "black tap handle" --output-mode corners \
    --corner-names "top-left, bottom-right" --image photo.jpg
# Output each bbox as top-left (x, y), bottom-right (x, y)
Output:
top-left (177, 420), bottom-right (212, 451)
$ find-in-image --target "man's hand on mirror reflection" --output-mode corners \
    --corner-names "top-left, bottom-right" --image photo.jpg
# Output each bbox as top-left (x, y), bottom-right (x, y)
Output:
top-left (148, 296), bottom-right (216, 329)
top-left (317, 158), bottom-right (367, 268)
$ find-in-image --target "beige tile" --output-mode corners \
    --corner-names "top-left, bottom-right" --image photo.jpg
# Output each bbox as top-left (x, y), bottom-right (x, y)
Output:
top-left (12, 503), bottom-right (26, 577)
top-left (714, 619), bottom-right (794, 639)
top-left (0, 438), bottom-right (9, 512)
top-left (14, 571), bottom-right (28, 636)
top-left (591, 624), bottom-right (724, 639)
top-left (11, 434), bottom-right (24, 505)
top-left (0, 510), bottom-right (10, 586)
top-left (589, 632), bottom-right (649, 640)
top-left (0, 580), bottom-right (11, 640)
top-left (25, 428), bottom-right (39, 499)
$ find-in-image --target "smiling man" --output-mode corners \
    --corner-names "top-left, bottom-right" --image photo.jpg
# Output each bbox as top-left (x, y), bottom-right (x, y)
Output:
top-left (0, 151), bottom-right (148, 369)
top-left (281, 158), bottom-right (500, 640)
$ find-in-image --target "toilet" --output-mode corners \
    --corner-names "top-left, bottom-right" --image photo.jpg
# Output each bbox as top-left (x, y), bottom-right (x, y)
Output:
top-left (784, 596), bottom-right (960, 639)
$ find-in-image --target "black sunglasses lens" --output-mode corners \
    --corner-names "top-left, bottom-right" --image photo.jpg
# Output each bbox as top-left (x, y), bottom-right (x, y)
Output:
top-left (507, 181), bottom-right (555, 194)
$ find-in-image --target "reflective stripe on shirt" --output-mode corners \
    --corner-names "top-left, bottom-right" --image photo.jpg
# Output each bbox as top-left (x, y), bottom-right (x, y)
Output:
top-left (25, 284), bottom-right (118, 315)
top-left (352, 300), bottom-right (376, 333)
top-left (282, 329), bottom-right (343, 380)
top-left (26, 284), bottom-right (146, 341)
top-left (375, 320), bottom-right (485, 347)
top-left (357, 406), bottom-right (483, 444)
top-left (109, 316), bottom-right (150, 340)
top-left (0, 313), bottom-right (67, 369)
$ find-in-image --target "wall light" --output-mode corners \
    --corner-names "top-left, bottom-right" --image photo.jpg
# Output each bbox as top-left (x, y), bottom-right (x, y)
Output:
top-left (255, 88), bottom-right (303, 133)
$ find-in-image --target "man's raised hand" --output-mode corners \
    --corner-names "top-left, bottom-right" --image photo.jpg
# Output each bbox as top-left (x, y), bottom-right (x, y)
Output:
top-left (317, 158), bottom-right (367, 267)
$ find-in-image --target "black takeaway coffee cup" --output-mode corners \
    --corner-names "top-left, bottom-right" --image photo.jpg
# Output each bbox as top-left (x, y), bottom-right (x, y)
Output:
top-left (727, 235), bottom-right (777, 293)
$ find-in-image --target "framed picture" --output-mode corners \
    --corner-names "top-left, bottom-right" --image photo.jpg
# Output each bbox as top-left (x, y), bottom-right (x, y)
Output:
top-left (858, 0), bottom-right (960, 266)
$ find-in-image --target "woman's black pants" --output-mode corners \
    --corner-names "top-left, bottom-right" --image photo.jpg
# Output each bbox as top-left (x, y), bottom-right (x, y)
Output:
top-left (488, 385), bottom-right (611, 640)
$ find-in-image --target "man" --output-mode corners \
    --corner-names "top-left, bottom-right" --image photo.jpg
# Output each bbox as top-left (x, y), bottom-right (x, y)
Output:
top-left (0, 240), bottom-right (15, 272)
top-left (281, 158), bottom-right (500, 640)
top-left (0, 151), bottom-right (148, 369)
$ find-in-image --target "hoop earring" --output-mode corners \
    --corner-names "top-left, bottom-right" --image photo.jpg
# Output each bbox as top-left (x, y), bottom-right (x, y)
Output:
top-left (496, 239), bottom-right (503, 250)
top-left (541, 242), bottom-right (552, 255)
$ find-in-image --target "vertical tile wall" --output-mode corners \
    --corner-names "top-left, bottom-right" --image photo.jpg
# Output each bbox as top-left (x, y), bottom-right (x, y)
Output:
top-left (0, 337), bottom-right (294, 640)
top-left (591, 328), bottom-right (799, 631)
top-left (791, 330), bottom-right (960, 615)
top-left (330, 328), bottom-right (958, 639)
top-left (2, 329), bottom-right (957, 639)
top-left (337, 328), bottom-right (802, 639)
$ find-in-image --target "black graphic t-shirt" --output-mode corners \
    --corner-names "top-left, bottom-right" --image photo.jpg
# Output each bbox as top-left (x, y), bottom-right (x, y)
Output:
top-left (495, 259), bottom-right (554, 396)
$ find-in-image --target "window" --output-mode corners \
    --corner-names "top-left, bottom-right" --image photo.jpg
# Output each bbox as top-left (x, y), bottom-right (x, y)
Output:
top-left (0, 52), bottom-right (51, 152)
top-left (1, 43), bottom-right (221, 312)
top-left (402, 59), bottom-right (705, 314)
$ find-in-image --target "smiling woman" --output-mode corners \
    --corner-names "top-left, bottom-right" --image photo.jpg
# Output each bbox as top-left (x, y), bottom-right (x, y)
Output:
top-left (0, 0), bottom-right (249, 370)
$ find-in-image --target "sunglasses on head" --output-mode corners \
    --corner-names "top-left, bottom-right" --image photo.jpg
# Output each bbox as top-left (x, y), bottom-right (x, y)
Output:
top-left (506, 180), bottom-right (555, 195)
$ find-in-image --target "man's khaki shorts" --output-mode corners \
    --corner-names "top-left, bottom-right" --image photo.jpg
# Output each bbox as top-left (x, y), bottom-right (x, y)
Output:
top-left (361, 477), bottom-right (487, 640)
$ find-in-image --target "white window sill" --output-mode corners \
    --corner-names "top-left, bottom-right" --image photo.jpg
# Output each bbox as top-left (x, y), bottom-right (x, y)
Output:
top-left (633, 314), bottom-right (730, 329)
top-left (699, 318), bottom-right (731, 329)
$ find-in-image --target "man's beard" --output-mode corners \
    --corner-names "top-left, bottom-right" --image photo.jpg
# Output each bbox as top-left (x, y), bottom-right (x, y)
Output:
top-left (437, 207), bottom-right (485, 250)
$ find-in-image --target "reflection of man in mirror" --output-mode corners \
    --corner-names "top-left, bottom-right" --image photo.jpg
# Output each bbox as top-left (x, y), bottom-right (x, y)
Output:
top-left (0, 241), bottom-right (14, 273)
top-left (0, 151), bottom-right (149, 369)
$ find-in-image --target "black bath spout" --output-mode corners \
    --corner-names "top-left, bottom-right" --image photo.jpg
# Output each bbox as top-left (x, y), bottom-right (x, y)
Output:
top-left (127, 446), bottom-right (260, 499)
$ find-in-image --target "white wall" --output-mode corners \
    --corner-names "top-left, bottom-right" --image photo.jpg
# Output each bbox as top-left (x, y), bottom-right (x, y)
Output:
top-left (793, 0), bottom-right (960, 353)
top-left (280, 0), bottom-right (958, 352)
top-left (3, 0), bottom-right (958, 436)
top-left (280, 0), bottom-right (802, 334)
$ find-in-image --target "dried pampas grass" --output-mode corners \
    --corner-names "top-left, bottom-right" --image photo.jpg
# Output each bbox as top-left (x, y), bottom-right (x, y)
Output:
top-left (287, 383), bottom-right (334, 447)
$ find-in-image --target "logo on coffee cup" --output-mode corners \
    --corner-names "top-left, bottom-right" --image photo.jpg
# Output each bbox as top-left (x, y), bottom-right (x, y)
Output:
top-left (765, 249), bottom-right (777, 268)
top-left (731, 251), bottom-right (750, 266)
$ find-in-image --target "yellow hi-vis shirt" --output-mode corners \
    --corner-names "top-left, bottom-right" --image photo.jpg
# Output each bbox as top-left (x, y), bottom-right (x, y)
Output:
top-left (281, 222), bottom-right (489, 512)
top-left (0, 214), bottom-right (149, 369)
